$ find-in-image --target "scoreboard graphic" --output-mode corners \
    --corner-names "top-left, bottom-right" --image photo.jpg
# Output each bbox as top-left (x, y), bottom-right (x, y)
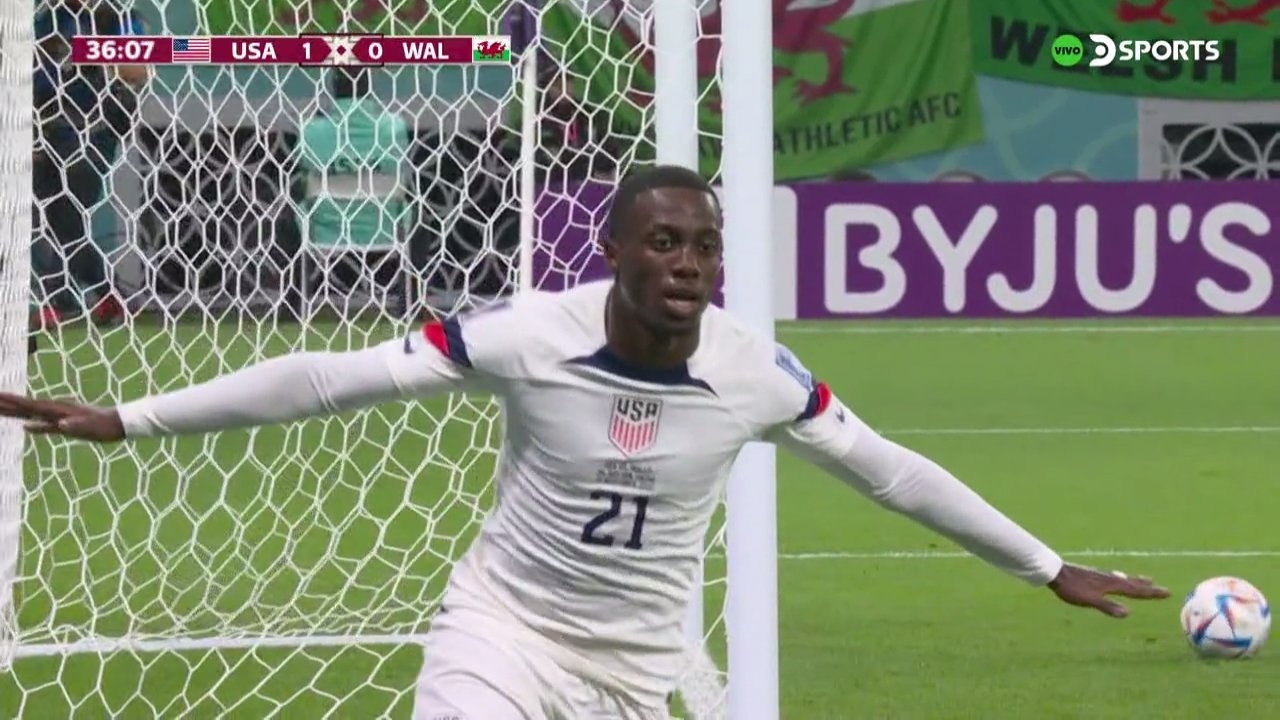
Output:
top-left (70, 35), bottom-right (513, 66)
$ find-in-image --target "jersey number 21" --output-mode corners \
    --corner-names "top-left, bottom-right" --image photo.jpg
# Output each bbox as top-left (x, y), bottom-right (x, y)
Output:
top-left (580, 492), bottom-right (650, 550)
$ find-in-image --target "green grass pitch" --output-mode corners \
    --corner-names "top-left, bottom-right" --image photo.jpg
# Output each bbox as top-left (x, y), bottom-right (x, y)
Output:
top-left (2, 316), bottom-right (1279, 719)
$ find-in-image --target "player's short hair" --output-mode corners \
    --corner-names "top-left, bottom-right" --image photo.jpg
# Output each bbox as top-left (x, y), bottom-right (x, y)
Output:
top-left (606, 165), bottom-right (717, 241)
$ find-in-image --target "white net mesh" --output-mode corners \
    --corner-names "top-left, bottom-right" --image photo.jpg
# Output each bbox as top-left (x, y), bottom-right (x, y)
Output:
top-left (8, 0), bottom-right (730, 717)
top-left (0, 0), bottom-right (35, 674)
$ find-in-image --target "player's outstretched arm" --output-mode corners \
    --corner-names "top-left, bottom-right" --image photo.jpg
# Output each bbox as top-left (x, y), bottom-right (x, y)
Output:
top-left (775, 389), bottom-right (1169, 618)
top-left (0, 336), bottom-right (474, 443)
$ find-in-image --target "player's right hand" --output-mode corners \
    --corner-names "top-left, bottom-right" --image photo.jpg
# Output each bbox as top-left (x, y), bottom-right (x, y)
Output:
top-left (1047, 563), bottom-right (1170, 618)
top-left (0, 393), bottom-right (125, 442)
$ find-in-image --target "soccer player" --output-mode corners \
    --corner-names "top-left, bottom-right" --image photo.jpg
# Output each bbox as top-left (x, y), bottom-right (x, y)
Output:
top-left (0, 166), bottom-right (1169, 719)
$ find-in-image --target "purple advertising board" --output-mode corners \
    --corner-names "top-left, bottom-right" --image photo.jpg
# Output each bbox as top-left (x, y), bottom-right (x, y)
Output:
top-left (795, 180), bottom-right (1280, 318)
top-left (531, 181), bottom-right (613, 293)
top-left (534, 179), bottom-right (1280, 318)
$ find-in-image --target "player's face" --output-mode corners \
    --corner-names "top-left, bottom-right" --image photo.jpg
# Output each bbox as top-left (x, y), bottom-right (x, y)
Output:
top-left (607, 187), bottom-right (723, 334)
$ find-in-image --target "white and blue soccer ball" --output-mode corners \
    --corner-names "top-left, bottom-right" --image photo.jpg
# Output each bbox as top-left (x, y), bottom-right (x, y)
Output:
top-left (1180, 576), bottom-right (1271, 659)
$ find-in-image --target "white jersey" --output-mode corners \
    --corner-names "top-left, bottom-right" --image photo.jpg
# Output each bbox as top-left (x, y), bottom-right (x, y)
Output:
top-left (116, 278), bottom-right (1063, 711)
top-left (409, 280), bottom-right (845, 705)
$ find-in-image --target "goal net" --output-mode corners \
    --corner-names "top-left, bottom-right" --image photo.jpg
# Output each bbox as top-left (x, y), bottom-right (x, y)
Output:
top-left (4, 0), bottom-right (731, 717)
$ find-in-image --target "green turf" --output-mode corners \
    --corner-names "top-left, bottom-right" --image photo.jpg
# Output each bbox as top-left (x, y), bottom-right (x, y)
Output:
top-left (3, 316), bottom-right (1280, 718)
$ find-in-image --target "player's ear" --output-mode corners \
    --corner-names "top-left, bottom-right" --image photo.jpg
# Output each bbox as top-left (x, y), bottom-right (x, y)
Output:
top-left (601, 235), bottom-right (620, 275)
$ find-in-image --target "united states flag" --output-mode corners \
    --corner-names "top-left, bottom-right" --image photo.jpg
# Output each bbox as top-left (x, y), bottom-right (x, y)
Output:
top-left (172, 37), bottom-right (211, 63)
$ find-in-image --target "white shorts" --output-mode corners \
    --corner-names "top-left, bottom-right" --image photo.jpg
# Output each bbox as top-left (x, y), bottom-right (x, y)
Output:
top-left (412, 605), bottom-right (670, 720)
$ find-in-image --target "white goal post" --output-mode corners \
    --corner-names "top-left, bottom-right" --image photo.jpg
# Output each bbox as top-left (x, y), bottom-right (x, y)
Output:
top-left (2, 0), bottom-right (776, 717)
top-left (0, 0), bottom-right (35, 674)
top-left (720, 0), bottom-right (779, 717)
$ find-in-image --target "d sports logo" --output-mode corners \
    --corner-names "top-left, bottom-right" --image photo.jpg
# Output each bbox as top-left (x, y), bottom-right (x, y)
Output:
top-left (1051, 34), bottom-right (1221, 67)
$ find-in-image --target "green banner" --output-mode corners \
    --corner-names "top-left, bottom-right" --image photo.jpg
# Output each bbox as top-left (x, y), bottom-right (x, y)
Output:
top-left (970, 0), bottom-right (1280, 99)
top-left (542, 0), bottom-right (983, 182)
top-left (200, 0), bottom-right (505, 35)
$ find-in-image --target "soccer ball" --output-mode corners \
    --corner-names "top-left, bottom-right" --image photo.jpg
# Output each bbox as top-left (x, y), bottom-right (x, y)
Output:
top-left (1180, 576), bottom-right (1271, 659)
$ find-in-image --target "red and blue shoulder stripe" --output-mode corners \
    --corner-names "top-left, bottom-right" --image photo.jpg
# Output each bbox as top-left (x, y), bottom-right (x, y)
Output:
top-left (421, 318), bottom-right (472, 368)
top-left (796, 381), bottom-right (832, 422)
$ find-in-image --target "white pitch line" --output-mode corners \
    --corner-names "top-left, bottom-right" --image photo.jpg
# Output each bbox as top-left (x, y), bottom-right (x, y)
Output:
top-left (770, 549), bottom-right (1280, 561)
top-left (778, 323), bottom-right (1280, 335)
top-left (881, 426), bottom-right (1280, 436)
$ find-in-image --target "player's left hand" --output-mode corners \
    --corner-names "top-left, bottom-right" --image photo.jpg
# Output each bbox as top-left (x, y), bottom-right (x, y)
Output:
top-left (1047, 563), bottom-right (1170, 618)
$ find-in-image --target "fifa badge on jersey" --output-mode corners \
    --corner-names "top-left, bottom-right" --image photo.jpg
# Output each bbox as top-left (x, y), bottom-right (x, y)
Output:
top-left (609, 396), bottom-right (663, 456)
top-left (775, 345), bottom-right (814, 390)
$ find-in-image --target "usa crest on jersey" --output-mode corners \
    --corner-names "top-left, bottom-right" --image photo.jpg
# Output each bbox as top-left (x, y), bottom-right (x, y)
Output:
top-left (609, 396), bottom-right (663, 455)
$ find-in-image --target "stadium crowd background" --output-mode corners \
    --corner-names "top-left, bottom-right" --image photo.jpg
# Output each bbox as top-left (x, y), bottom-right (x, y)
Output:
top-left (29, 0), bottom-right (1277, 323)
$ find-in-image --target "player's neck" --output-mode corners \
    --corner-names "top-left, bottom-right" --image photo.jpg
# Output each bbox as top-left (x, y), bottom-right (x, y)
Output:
top-left (604, 293), bottom-right (699, 369)
top-left (607, 327), bottom-right (698, 369)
